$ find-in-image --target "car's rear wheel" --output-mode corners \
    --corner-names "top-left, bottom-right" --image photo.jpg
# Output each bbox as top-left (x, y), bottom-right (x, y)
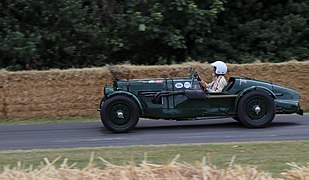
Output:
top-left (101, 95), bottom-right (139, 133)
top-left (237, 91), bottom-right (275, 128)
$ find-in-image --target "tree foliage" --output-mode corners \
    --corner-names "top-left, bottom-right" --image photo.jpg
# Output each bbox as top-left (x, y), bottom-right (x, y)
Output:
top-left (209, 0), bottom-right (309, 63)
top-left (0, 0), bottom-right (111, 70)
top-left (111, 0), bottom-right (225, 64)
top-left (0, 0), bottom-right (308, 70)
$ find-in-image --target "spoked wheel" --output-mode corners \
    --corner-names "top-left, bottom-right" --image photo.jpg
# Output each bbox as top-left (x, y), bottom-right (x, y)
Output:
top-left (237, 91), bottom-right (275, 128)
top-left (100, 96), bottom-right (139, 133)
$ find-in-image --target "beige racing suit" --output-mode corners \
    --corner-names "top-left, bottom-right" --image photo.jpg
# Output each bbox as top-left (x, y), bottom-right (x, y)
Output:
top-left (207, 75), bottom-right (227, 92)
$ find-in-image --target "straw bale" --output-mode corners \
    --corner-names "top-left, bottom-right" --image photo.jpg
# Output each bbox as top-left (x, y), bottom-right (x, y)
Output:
top-left (2, 67), bottom-right (111, 119)
top-left (0, 88), bottom-right (5, 118)
top-left (0, 71), bottom-right (9, 118)
top-left (111, 62), bottom-right (209, 80)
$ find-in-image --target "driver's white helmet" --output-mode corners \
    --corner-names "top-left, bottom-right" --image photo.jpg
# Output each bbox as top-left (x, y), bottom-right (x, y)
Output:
top-left (211, 61), bottom-right (227, 75)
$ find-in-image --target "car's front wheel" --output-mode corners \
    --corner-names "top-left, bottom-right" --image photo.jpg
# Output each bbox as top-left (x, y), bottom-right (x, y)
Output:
top-left (100, 95), bottom-right (140, 133)
top-left (237, 91), bottom-right (275, 128)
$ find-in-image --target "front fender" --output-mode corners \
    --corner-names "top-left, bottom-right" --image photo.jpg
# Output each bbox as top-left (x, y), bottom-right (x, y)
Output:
top-left (106, 91), bottom-right (144, 115)
top-left (233, 86), bottom-right (276, 112)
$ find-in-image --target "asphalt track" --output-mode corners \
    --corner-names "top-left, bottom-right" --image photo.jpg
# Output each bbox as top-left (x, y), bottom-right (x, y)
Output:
top-left (0, 114), bottom-right (308, 151)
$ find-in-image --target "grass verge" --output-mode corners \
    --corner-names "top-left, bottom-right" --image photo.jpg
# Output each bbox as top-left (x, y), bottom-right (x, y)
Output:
top-left (0, 140), bottom-right (308, 175)
top-left (0, 117), bottom-right (98, 125)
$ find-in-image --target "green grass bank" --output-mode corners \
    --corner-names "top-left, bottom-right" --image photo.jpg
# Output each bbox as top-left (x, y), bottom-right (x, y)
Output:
top-left (1, 140), bottom-right (308, 175)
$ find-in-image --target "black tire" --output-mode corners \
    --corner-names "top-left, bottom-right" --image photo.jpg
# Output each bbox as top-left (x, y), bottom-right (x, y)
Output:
top-left (98, 97), bottom-right (106, 110)
top-left (237, 91), bottom-right (275, 128)
top-left (100, 95), bottom-right (140, 133)
top-left (232, 116), bottom-right (240, 122)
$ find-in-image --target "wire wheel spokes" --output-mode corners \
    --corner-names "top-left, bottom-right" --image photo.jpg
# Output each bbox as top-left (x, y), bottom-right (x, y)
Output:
top-left (109, 103), bottom-right (132, 126)
top-left (101, 95), bottom-right (140, 133)
top-left (237, 91), bottom-right (275, 128)
top-left (245, 97), bottom-right (268, 121)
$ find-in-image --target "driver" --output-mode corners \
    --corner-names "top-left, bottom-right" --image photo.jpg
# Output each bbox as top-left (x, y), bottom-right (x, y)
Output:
top-left (199, 61), bottom-right (228, 92)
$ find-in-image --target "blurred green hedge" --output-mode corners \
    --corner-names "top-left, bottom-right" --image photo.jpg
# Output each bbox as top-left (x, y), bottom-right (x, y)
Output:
top-left (0, 0), bottom-right (308, 70)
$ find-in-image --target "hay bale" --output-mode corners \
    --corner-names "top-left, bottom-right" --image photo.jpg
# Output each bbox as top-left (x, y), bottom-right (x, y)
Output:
top-left (0, 71), bottom-right (9, 118)
top-left (0, 87), bottom-right (5, 118)
top-left (3, 67), bottom-right (112, 119)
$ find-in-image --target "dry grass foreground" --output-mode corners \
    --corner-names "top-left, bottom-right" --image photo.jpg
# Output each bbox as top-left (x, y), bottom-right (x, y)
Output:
top-left (0, 60), bottom-right (308, 119)
top-left (0, 155), bottom-right (308, 180)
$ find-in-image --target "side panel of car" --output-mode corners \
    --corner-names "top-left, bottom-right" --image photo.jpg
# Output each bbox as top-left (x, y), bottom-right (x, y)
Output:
top-left (135, 78), bottom-right (201, 119)
top-left (272, 84), bottom-right (301, 114)
top-left (226, 78), bottom-right (274, 94)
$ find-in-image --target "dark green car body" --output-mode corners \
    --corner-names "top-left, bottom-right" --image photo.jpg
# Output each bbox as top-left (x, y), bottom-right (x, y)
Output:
top-left (99, 76), bottom-right (303, 133)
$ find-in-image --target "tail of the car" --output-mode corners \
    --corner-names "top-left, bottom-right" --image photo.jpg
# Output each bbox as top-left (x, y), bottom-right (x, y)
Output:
top-left (272, 84), bottom-right (303, 115)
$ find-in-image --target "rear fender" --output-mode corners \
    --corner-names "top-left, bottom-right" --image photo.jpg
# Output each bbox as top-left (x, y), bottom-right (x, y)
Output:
top-left (106, 91), bottom-right (144, 115)
top-left (234, 86), bottom-right (276, 112)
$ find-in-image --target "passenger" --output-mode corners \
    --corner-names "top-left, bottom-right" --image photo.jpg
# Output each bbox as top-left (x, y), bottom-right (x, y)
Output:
top-left (199, 61), bottom-right (228, 92)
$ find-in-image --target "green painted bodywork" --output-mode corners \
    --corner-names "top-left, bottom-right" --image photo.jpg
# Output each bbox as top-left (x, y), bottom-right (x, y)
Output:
top-left (101, 76), bottom-right (302, 120)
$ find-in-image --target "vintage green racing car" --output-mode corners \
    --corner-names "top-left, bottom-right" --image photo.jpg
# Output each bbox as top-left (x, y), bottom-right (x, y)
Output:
top-left (98, 70), bottom-right (303, 133)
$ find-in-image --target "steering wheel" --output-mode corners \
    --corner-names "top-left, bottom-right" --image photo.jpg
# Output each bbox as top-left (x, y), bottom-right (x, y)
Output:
top-left (188, 69), bottom-right (206, 91)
